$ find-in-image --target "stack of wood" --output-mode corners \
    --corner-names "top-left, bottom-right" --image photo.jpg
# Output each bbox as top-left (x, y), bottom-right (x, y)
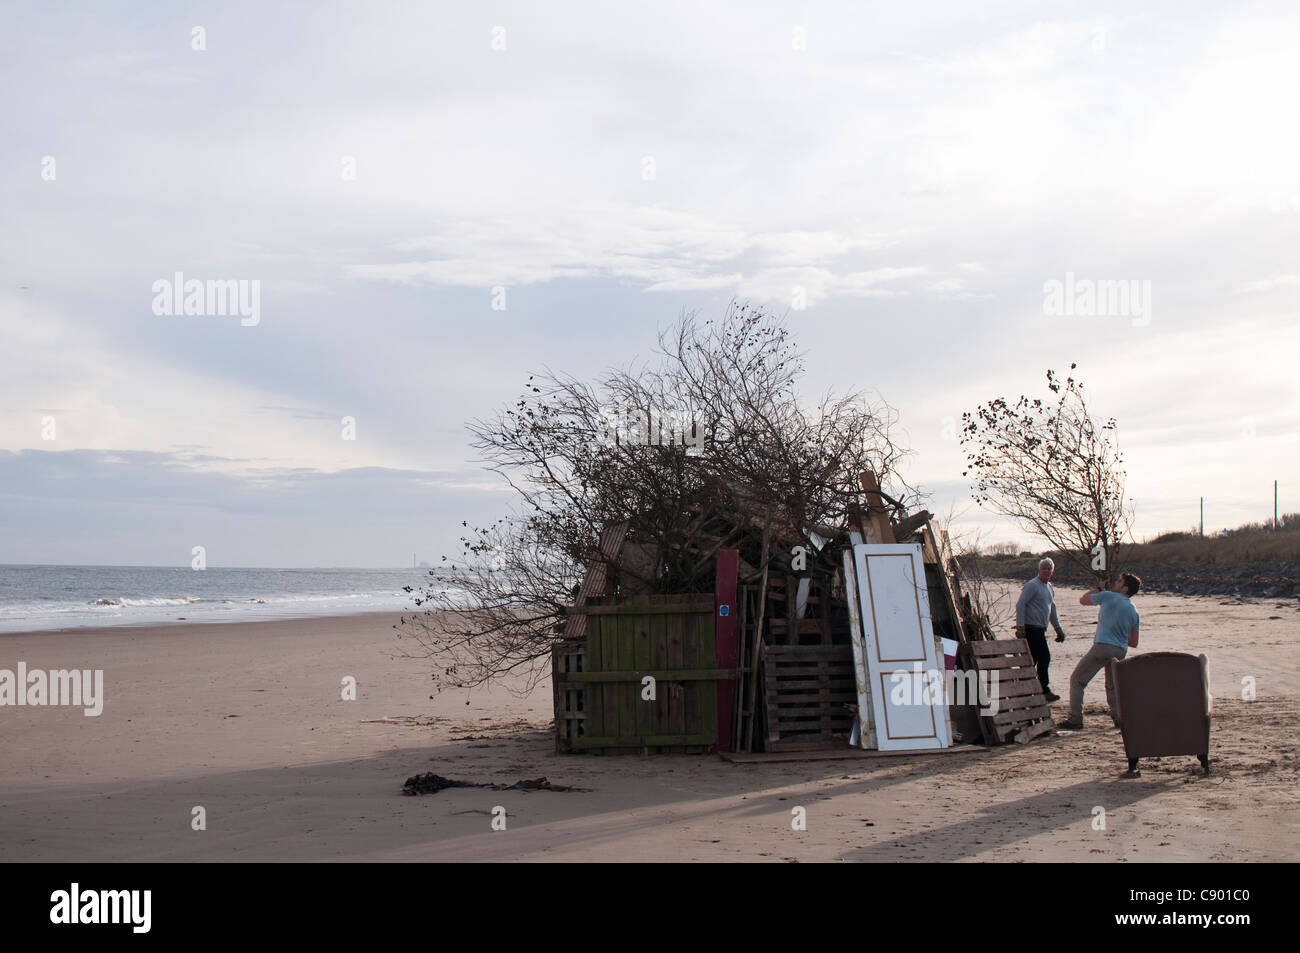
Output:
top-left (554, 469), bottom-right (1052, 754)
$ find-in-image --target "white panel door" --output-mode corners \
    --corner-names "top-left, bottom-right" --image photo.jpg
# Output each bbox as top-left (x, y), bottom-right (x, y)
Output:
top-left (850, 542), bottom-right (951, 750)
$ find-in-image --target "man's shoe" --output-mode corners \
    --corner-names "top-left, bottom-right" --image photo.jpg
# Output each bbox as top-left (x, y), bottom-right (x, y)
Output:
top-left (1045, 692), bottom-right (1061, 703)
top-left (1057, 719), bottom-right (1084, 730)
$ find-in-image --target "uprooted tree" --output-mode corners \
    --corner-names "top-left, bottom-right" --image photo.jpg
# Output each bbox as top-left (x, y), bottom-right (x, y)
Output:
top-left (399, 302), bottom-right (918, 694)
top-left (959, 364), bottom-right (1134, 584)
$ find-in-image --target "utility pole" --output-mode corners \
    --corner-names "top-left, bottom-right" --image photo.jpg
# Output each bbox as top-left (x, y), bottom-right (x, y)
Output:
top-left (1275, 481), bottom-right (1279, 530)
top-left (1199, 497), bottom-right (1203, 537)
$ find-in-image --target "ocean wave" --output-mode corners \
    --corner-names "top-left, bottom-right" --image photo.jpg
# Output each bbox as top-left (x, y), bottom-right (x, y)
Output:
top-left (0, 566), bottom-right (440, 633)
top-left (91, 596), bottom-right (202, 607)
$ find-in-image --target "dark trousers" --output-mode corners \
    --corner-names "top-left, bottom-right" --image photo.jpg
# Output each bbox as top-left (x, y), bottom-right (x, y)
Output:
top-left (1024, 625), bottom-right (1051, 694)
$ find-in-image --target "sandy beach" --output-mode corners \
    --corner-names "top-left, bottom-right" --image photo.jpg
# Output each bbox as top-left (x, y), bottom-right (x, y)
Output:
top-left (1, 586), bottom-right (1297, 862)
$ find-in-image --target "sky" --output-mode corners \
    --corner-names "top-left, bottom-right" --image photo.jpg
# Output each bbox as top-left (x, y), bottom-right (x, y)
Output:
top-left (2, 0), bottom-right (1298, 567)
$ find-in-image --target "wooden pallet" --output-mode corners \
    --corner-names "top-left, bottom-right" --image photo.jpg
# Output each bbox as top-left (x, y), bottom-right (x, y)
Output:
top-left (552, 638), bottom-right (587, 752)
top-left (964, 639), bottom-right (1053, 744)
top-left (763, 574), bottom-right (835, 646)
top-left (763, 644), bottom-right (856, 751)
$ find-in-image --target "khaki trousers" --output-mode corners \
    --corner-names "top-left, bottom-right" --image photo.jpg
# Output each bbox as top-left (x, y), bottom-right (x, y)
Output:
top-left (1068, 643), bottom-right (1128, 725)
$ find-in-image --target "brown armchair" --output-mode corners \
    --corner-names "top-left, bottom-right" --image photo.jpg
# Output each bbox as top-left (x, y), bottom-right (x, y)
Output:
top-left (1110, 652), bottom-right (1211, 776)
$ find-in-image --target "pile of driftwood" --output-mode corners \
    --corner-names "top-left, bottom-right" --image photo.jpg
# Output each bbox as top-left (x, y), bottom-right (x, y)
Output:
top-left (557, 471), bottom-right (1053, 753)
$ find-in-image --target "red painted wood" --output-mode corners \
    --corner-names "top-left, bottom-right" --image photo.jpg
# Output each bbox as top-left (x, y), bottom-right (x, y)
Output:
top-left (713, 549), bottom-right (739, 752)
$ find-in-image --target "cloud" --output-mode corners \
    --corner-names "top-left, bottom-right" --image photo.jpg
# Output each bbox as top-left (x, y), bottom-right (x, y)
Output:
top-left (3, 0), bottom-right (1299, 563)
top-left (348, 206), bottom-right (943, 308)
top-left (348, 205), bottom-right (751, 289)
top-left (1240, 274), bottom-right (1300, 293)
top-left (0, 449), bottom-right (506, 567)
top-left (71, 51), bottom-right (200, 84)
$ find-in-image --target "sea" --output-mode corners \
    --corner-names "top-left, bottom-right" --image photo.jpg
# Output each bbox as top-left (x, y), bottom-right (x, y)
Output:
top-left (0, 565), bottom-right (454, 633)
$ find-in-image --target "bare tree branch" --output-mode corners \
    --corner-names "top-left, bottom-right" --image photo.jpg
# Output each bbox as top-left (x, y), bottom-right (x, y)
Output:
top-left (959, 365), bottom-right (1135, 584)
top-left (399, 302), bottom-right (918, 692)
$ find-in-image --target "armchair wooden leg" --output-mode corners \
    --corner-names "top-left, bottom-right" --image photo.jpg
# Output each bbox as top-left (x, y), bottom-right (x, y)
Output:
top-left (1198, 754), bottom-right (1209, 776)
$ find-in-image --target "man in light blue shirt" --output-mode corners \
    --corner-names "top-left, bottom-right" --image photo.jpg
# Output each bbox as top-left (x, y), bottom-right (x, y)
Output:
top-left (1060, 572), bottom-right (1142, 729)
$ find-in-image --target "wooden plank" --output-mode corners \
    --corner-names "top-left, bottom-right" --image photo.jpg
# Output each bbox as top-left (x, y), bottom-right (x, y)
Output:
top-left (767, 692), bottom-right (857, 705)
top-left (552, 642), bottom-right (564, 752)
top-left (768, 675), bottom-right (856, 688)
top-left (992, 704), bottom-right (1052, 726)
top-left (768, 738), bottom-right (850, 753)
top-left (780, 715), bottom-right (851, 733)
top-left (765, 618), bottom-right (832, 637)
top-left (971, 638), bottom-right (1030, 656)
top-left (995, 687), bottom-right (1049, 706)
top-left (769, 678), bottom-right (855, 691)
top-left (764, 635), bottom-right (782, 745)
top-left (996, 701), bottom-right (1049, 719)
top-left (563, 522), bottom-right (629, 638)
top-left (768, 703), bottom-right (855, 716)
top-left (858, 470), bottom-right (896, 544)
top-left (699, 608), bottom-right (719, 752)
top-left (732, 582), bottom-right (752, 750)
top-left (935, 528), bottom-right (970, 644)
top-left (568, 602), bottom-right (713, 616)
top-left (765, 645), bottom-right (854, 661)
top-left (667, 606), bottom-right (685, 740)
top-left (715, 549), bottom-right (739, 752)
top-left (890, 510), bottom-right (934, 541)
top-left (685, 607), bottom-right (706, 744)
top-left (973, 654), bottom-right (1036, 670)
top-left (995, 674), bottom-right (1048, 694)
top-left (743, 525), bottom-right (772, 752)
top-left (558, 668), bottom-right (736, 683)
top-left (634, 608), bottom-right (653, 744)
top-left (651, 600), bottom-right (669, 746)
top-left (843, 549), bottom-right (875, 749)
top-left (771, 721), bottom-right (852, 736)
top-left (1014, 719), bottom-right (1057, 744)
top-left (767, 705), bottom-right (851, 717)
top-left (575, 733), bottom-right (715, 748)
top-left (596, 611), bottom-right (614, 746)
top-left (618, 613), bottom-right (636, 749)
top-left (783, 573), bottom-right (796, 646)
top-left (921, 532), bottom-right (939, 565)
top-left (937, 529), bottom-right (981, 642)
top-left (993, 666), bottom-right (1045, 682)
top-left (997, 688), bottom-right (1049, 708)
top-left (993, 671), bottom-right (1049, 690)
